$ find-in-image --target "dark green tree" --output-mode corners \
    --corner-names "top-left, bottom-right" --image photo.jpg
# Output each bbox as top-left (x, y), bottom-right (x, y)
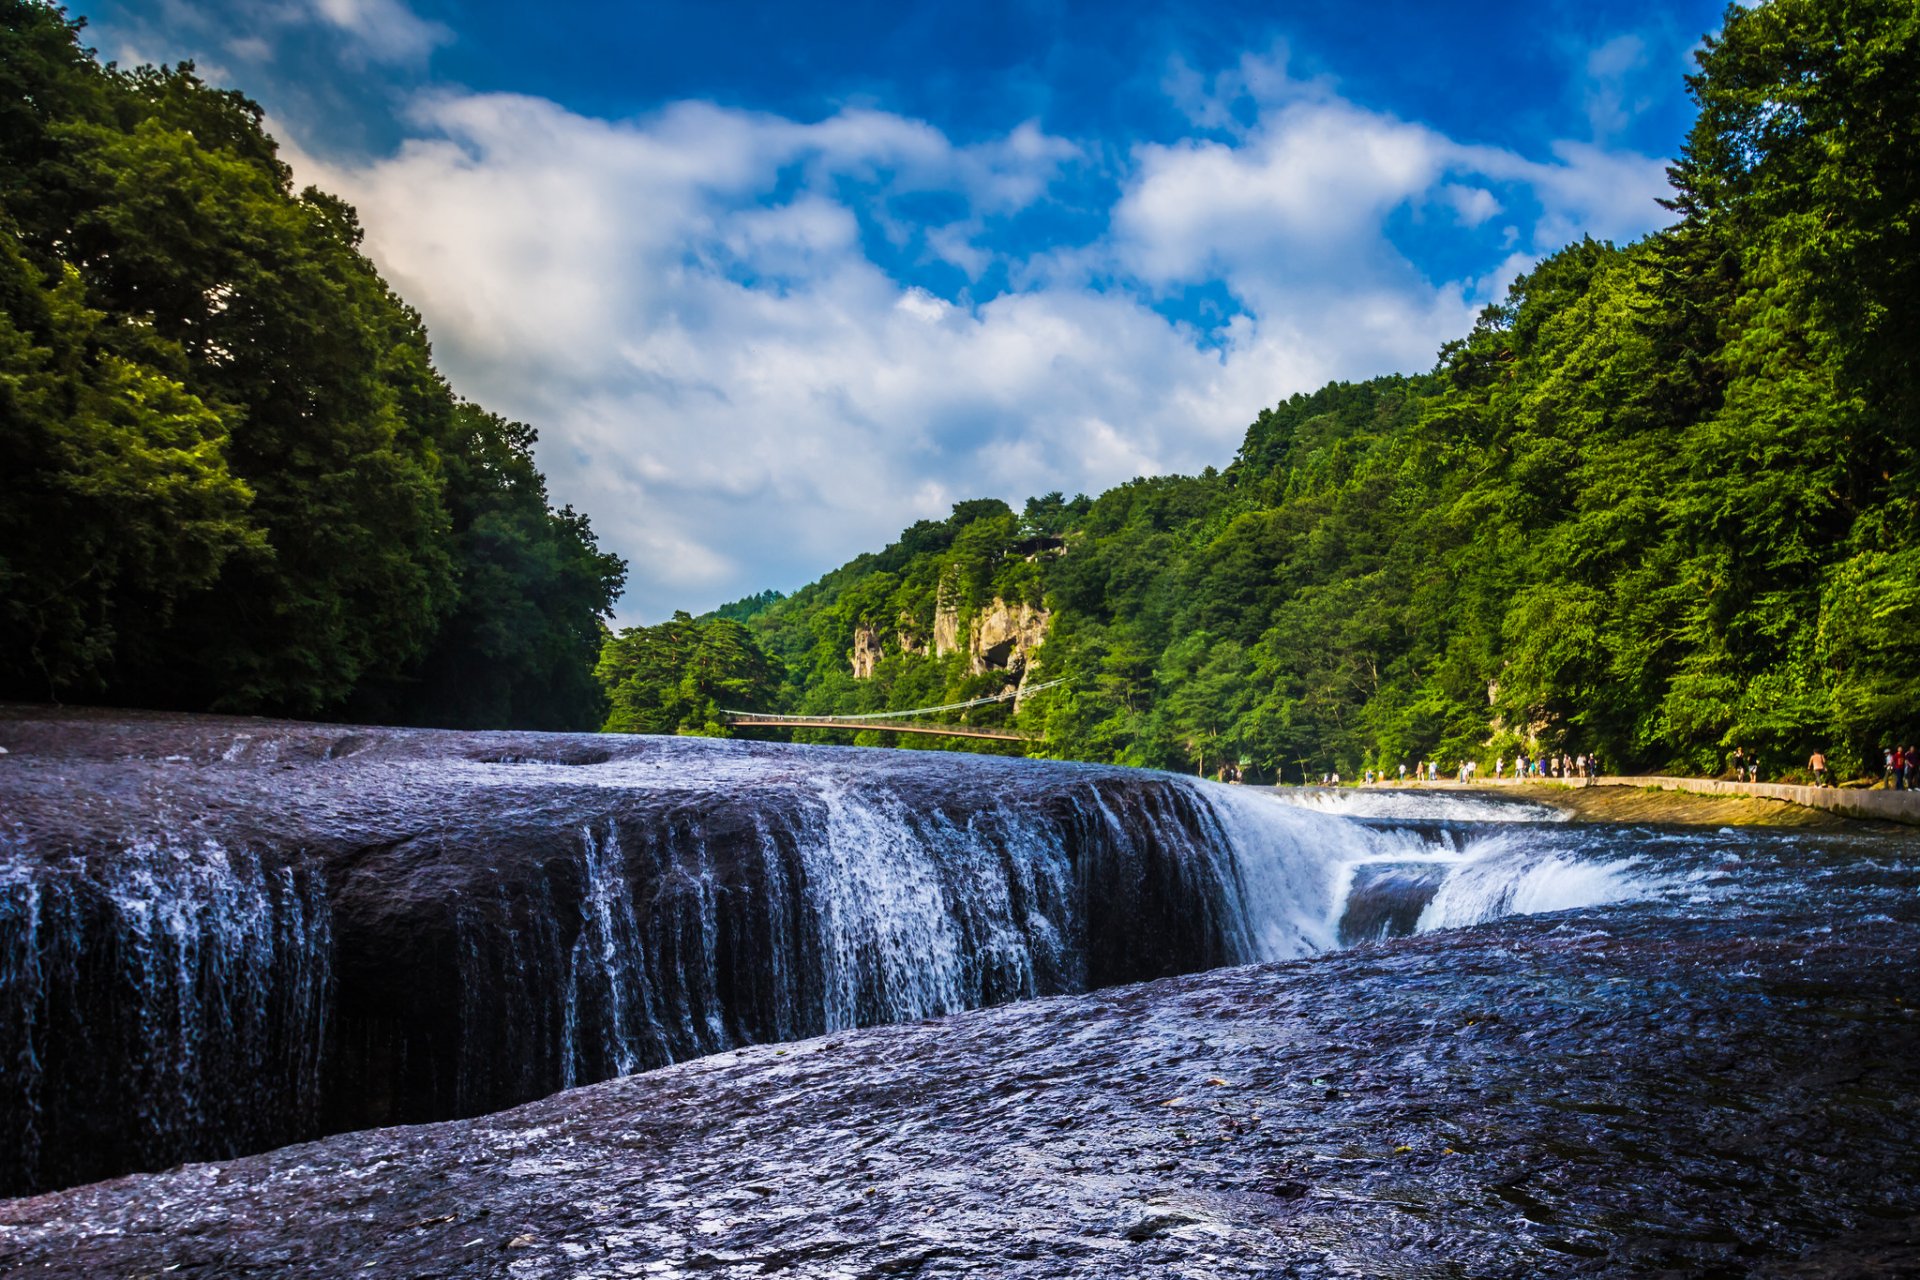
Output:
top-left (597, 613), bottom-right (783, 736)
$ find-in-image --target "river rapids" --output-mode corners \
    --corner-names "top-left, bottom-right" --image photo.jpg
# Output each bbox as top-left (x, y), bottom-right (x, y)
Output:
top-left (0, 709), bottom-right (1916, 1277)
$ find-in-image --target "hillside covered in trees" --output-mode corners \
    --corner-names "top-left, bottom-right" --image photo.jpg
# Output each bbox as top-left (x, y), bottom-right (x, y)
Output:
top-left (0, 2), bottom-right (625, 729)
top-left (602, 0), bottom-right (1919, 779)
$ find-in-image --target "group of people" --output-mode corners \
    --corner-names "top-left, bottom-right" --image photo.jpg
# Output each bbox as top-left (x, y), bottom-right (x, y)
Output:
top-left (1248, 745), bottom-right (1919, 790)
top-left (1495, 752), bottom-right (1597, 780)
top-left (1294, 745), bottom-right (1920, 792)
top-left (1796, 746), bottom-right (1919, 789)
top-left (1357, 754), bottom-right (1598, 783)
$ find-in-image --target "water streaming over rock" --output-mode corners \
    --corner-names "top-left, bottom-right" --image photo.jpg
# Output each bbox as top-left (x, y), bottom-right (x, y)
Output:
top-left (0, 835), bottom-right (330, 1194)
top-left (0, 713), bottom-right (1647, 1195)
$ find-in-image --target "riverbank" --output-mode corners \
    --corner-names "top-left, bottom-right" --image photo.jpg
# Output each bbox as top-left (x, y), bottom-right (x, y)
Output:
top-left (1355, 777), bottom-right (1918, 828)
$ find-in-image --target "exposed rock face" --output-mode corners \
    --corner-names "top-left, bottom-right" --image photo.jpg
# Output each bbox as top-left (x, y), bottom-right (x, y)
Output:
top-left (8, 909), bottom-right (1918, 1278)
top-left (0, 707), bottom-right (1341, 1195)
top-left (849, 625), bottom-right (882, 678)
top-left (970, 598), bottom-right (1050, 676)
top-left (932, 591), bottom-right (962, 657)
top-left (896, 611), bottom-right (924, 656)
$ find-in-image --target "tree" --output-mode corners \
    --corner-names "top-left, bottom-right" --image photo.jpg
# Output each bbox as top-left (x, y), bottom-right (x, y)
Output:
top-left (0, 3), bottom-right (627, 724)
top-left (597, 614), bottom-right (783, 737)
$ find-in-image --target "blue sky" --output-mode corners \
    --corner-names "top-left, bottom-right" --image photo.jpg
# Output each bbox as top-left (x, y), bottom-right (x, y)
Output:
top-left (77, 0), bottom-right (1731, 622)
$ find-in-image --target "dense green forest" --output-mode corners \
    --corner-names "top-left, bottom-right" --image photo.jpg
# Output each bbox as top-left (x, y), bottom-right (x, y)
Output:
top-left (602, 0), bottom-right (1918, 779)
top-left (0, 2), bottom-right (625, 728)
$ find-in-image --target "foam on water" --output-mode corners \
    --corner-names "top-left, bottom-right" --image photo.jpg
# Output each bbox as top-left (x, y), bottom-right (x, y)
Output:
top-left (1265, 786), bottom-right (1570, 823)
top-left (1412, 838), bottom-right (1653, 931)
top-left (1196, 785), bottom-right (1659, 946)
top-left (1, 747), bottom-right (1673, 1195)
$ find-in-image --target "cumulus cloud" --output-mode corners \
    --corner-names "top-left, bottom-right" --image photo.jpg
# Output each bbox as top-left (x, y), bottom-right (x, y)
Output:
top-left (285, 65), bottom-right (1676, 621)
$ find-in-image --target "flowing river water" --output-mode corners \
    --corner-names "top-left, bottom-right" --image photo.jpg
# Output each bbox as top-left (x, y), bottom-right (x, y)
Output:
top-left (0, 710), bottom-right (1916, 1276)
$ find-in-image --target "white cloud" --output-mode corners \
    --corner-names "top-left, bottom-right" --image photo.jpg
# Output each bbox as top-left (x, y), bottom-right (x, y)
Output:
top-left (102, 0), bottom-right (449, 74)
top-left (1584, 33), bottom-right (1651, 140)
top-left (307, 0), bottom-right (450, 63)
top-left (1439, 184), bottom-right (1502, 227)
top-left (284, 71), bottom-right (1676, 622)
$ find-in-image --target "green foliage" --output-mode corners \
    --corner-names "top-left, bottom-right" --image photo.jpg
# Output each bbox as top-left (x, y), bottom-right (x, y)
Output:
top-left (688, 0), bottom-right (1918, 775)
top-left (356, 405), bottom-right (628, 730)
top-left (0, 237), bottom-right (260, 695)
top-left (0, 1), bottom-right (624, 725)
top-left (597, 613), bottom-right (782, 737)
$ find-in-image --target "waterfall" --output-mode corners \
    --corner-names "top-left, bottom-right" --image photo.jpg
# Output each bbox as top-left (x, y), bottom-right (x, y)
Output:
top-left (562, 824), bottom-right (653, 1084)
top-left (0, 836), bottom-right (330, 1195)
top-left (0, 734), bottom-right (1664, 1197)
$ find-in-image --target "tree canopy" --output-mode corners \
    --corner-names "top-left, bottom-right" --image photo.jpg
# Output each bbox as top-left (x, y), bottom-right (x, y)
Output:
top-left (642, 0), bottom-right (1917, 777)
top-left (0, 1), bottom-right (625, 726)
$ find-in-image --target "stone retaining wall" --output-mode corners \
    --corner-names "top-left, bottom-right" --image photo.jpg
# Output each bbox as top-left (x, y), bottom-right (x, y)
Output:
top-left (1358, 775), bottom-right (1920, 825)
top-left (1578, 775), bottom-right (1920, 826)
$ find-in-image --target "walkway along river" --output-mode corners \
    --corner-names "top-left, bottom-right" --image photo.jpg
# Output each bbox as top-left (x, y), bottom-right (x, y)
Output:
top-left (1338, 775), bottom-right (1920, 825)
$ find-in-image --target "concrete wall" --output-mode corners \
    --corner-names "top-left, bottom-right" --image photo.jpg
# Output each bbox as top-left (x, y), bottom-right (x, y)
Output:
top-left (1579, 775), bottom-right (1920, 826)
top-left (1373, 774), bottom-right (1920, 826)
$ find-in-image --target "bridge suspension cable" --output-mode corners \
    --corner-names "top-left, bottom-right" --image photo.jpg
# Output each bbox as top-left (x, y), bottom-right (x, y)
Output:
top-left (722, 676), bottom-right (1067, 724)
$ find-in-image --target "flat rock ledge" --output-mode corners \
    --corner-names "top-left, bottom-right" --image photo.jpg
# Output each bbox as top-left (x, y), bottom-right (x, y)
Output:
top-left (4, 909), bottom-right (1917, 1279)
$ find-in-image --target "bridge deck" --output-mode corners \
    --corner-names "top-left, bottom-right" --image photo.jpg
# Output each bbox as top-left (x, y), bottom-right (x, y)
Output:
top-left (724, 714), bottom-right (1032, 743)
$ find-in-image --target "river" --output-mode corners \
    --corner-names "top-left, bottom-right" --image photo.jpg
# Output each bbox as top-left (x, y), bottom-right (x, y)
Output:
top-left (1, 709), bottom-right (1915, 1276)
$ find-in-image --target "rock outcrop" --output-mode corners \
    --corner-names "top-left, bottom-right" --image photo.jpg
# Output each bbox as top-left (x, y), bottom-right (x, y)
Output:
top-left (970, 598), bottom-right (1049, 676)
top-left (849, 625), bottom-right (882, 678)
top-left (932, 593), bottom-right (962, 657)
top-left (9, 910), bottom-right (1918, 1278)
top-left (896, 611), bottom-right (925, 656)
top-left (0, 706), bottom-right (1307, 1195)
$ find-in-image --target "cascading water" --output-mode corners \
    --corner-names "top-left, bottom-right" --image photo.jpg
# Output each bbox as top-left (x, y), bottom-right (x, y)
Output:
top-left (562, 824), bottom-right (653, 1084)
top-left (0, 835), bottom-right (330, 1194)
top-left (0, 715), bottom-right (1664, 1196)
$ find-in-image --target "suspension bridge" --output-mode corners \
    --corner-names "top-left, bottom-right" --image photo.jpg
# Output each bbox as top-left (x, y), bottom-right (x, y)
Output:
top-left (723, 678), bottom-right (1064, 743)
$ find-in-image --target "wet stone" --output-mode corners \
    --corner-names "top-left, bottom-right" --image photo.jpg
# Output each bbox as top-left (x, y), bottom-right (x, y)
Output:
top-left (0, 708), bottom-right (1917, 1276)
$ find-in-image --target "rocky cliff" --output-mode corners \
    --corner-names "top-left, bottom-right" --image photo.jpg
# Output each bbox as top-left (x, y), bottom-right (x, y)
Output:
top-left (850, 625), bottom-right (883, 678)
top-left (850, 596), bottom-right (1048, 681)
top-left (970, 598), bottom-right (1049, 676)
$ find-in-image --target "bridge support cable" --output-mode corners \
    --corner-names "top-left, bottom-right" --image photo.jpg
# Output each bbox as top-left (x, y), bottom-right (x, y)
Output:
top-left (721, 676), bottom-right (1067, 742)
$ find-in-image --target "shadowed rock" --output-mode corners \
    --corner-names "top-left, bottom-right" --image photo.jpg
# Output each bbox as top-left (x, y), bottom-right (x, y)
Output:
top-left (0, 707), bottom-right (1323, 1194)
top-left (3, 911), bottom-right (1916, 1278)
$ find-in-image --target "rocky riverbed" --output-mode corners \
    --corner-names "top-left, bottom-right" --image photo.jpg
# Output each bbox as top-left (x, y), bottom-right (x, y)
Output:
top-left (5, 707), bottom-right (1918, 1277)
top-left (0, 707), bottom-right (1420, 1193)
top-left (4, 906), bottom-right (1917, 1278)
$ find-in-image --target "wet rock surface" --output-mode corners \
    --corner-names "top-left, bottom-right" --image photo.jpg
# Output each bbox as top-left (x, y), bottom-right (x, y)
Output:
top-left (4, 909), bottom-right (1917, 1279)
top-left (0, 707), bottom-right (1304, 1193)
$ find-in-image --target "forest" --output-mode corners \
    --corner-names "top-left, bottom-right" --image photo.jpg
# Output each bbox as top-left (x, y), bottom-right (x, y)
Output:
top-left (4, 0), bottom-right (1913, 772)
top-left (601, 0), bottom-right (1919, 780)
top-left (0, 2), bottom-right (625, 729)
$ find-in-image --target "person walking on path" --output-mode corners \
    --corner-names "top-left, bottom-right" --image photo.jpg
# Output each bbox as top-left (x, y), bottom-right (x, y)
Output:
top-left (1809, 751), bottom-right (1828, 787)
